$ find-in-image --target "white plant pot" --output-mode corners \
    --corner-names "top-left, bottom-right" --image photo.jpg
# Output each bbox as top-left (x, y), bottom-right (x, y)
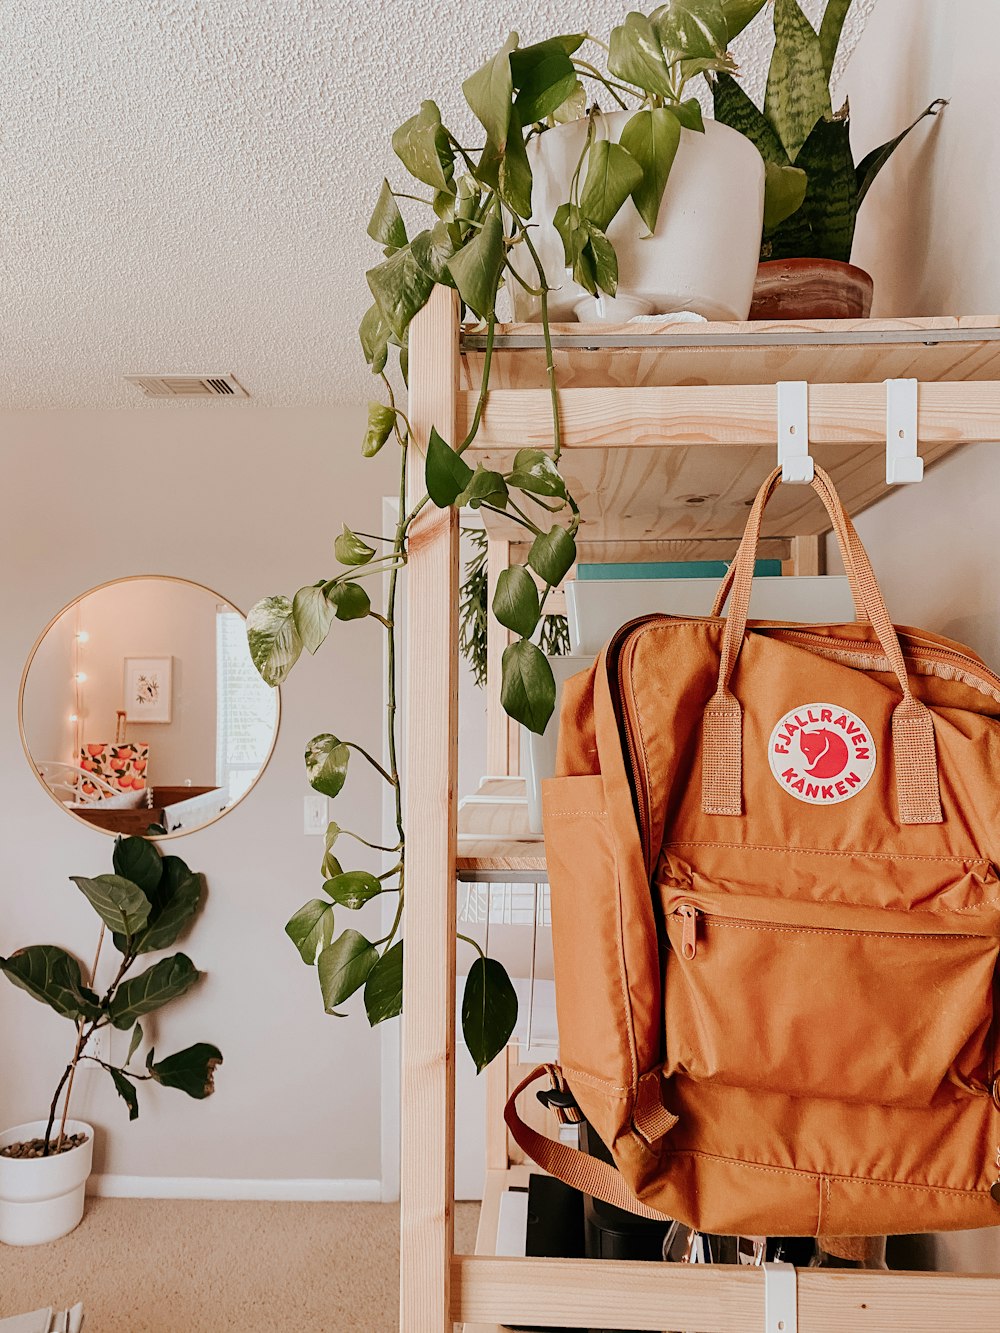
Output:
top-left (0, 1120), bottom-right (93, 1246)
top-left (510, 112), bottom-right (764, 322)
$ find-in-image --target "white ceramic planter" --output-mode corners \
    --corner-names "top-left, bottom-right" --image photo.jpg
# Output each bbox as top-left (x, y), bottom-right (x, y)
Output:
top-left (0, 1120), bottom-right (93, 1246)
top-left (510, 112), bottom-right (764, 322)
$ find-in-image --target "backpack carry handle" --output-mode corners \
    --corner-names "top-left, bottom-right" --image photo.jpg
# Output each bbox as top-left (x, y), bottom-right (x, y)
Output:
top-left (702, 465), bottom-right (943, 826)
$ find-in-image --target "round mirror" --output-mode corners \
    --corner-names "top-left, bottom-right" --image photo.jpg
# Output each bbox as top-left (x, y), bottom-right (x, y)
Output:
top-left (19, 576), bottom-right (279, 838)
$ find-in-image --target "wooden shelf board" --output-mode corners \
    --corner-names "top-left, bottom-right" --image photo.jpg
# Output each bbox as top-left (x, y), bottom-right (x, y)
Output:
top-left (459, 318), bottom-right (1000, 543)
top-left (452, 1255), bottom-right (1000, 1332)
top-left (461, 315), bottom-right (1000, 390)
top-left (462, 1165), bottom-right (533, 1333)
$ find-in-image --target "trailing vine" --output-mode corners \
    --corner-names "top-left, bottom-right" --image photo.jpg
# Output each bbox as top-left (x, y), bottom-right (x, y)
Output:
top-left (246, 6), bottom-right (772, 1069)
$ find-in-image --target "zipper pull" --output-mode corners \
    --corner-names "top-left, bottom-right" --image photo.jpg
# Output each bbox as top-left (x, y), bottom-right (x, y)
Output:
top-left (678, 904), bottom-right (698, 960)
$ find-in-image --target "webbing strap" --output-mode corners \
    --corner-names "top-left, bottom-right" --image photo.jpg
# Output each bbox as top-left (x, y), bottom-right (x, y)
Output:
top-left (503, 1065), bottom-right (674, 1222)
top-left (702, 465), bottom-right (942, 824)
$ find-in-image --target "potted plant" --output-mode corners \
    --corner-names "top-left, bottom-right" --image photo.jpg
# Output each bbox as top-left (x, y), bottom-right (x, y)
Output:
top-left (0, 837), bottom-right (221, 1246)
top-left (711, 0), bottom-right (945, 318)
top-left (503, 6), bottom-right (769, 322)
top-left (244, 3), bottom-right (889, 1068)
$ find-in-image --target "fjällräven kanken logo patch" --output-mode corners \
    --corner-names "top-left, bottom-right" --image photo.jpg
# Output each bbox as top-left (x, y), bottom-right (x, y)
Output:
top-left (768, 703), bottom-right (877, 805)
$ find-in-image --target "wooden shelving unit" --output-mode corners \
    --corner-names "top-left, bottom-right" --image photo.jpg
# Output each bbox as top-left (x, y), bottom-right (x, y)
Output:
top-left (400, 289), bottom-right (1000, 1331)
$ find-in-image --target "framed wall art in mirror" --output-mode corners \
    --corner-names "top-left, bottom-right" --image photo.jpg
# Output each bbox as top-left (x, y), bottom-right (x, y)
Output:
top-left (19, 575), bottom-right (280, 838)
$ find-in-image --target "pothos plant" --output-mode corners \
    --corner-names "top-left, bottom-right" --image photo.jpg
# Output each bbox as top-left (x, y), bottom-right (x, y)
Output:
top-left (246, 3), bottom-right (770, 1071)
top-left (712, 0), bottom-right (945, 261)
top-left (0, 837), bottom-right (221, 1156)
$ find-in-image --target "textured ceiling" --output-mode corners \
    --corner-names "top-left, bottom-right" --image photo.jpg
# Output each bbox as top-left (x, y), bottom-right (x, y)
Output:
top-left (1, 0), bottom-right (873, 409)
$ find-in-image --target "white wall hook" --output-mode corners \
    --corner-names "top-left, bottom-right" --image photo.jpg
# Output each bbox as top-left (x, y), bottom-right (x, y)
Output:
top-left (776, 381), bottom-right (814, 484)
top-left (763, 1262), bottom-right (798, 1333)
top-left (885, 377), bottom-right (923, 484)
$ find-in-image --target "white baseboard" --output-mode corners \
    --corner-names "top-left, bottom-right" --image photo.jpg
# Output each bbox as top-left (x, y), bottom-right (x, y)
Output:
top-left (88, 1174), bottom-right (382, 1203)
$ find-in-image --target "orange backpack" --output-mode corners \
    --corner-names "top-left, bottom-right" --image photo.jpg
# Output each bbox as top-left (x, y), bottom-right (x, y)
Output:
top-left (506, 466), bottom-right (1000, 1237)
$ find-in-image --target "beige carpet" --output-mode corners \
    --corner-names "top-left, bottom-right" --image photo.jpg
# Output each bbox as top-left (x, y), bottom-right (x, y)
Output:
top-left (0, 1197), bottom-right (480, 1331)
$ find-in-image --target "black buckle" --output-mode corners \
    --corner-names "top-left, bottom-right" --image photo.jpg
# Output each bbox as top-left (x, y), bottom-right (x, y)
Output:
top-left (536, 1087), bottom-right (579, 1111)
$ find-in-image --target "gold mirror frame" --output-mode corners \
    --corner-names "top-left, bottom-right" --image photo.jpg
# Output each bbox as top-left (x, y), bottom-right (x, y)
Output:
top-left (18, 573), bottom-right (281, 840)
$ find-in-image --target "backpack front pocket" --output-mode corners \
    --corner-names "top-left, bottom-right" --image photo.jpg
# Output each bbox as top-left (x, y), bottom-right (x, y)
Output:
top-left (662, 900), bottom-right (998, 1108)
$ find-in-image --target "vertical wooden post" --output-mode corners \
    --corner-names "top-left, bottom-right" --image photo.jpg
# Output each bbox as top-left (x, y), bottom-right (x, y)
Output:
top-left (485, 537), bottom-right (511, 776)
top-left (790, 533), bottom-right (826, 576)
top-left (400, 286), bottom-right (461, 1333)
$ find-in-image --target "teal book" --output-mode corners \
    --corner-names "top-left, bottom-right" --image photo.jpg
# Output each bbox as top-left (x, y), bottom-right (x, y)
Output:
top-left (577, 560), bottom-right (782, 581)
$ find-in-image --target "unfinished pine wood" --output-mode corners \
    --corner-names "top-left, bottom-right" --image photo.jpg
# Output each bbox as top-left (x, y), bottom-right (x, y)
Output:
top-left (452, 1257), bottom-right (1000, 1331)
top-left (400, 285), bottom-right (461, 1333)
top-left (462, 1166), bottom-right (533, 1333)
top-left (459, 793), bottom-right (536, 840)
top-left (462, 316), bottom-right (1000, 391)
top-left (462, 379), bottom-right (995, 542)
top-left (457, 840), bottom-right (547, 876)
top-left (791, 534), bottom-right (826, 576)
top-left (485, 537), bottom-right (513, 777)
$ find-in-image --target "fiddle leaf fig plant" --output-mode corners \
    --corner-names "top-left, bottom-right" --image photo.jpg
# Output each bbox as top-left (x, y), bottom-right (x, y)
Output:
top-left (711, 0), bottom-right (945, 261)
top-left (0, 837), bottom-right (221, 1156)
top-left (247, 5), bottom-right (766, 1069)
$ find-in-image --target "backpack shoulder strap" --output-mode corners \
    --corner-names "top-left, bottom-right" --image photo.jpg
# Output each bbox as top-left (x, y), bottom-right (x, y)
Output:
top-left (504, 1065), bottom-right (672, 1223)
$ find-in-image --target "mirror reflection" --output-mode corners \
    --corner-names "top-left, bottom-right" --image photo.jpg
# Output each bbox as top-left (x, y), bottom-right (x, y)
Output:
top-left (20, 576), bottom-right (279, 837)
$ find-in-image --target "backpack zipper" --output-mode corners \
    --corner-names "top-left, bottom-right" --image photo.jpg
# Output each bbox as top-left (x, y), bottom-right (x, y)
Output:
top-left (670, 902), bottom-right (982, 961)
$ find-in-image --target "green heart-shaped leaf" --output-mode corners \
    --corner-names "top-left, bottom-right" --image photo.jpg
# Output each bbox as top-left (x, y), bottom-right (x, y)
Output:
top-left (426, 427), bottom-right (474, 508)
top-left (492, 565), bottom-right (540, 638)
top-left (327, 582), bottom-right (371, 622)
top-left (319, 930), bottom-right (378, 1011)
top-left (286, 899), bottom-right (335, 965)
top-left (367, 179), bottom-right (407, 251)
top-left (528, 525), bottom-right (577, 586)
top-left (247, 595), bottom-right (302, 686)
top-left (462, 956), bottom-right (518, 1073)
top-left (507, 448), bottom-right (567, 499)
top-left (392, 100), bottom-right (455, 192)
top-left (335, 525), bottom-right (376, 566)
top-left (323, 871), bottom-right (382, 910)
top-left (446, 213), bottom-right (505, 320)
top-left (364, 941), bottom-right (404, 1026)
top-left (363, 401), bottom-right (398, 458)
top-left (619, 108), bottom-right (681, 233)
top-left (293, 585), bottom-right (335, 655)
top-left (367, 244), bottom-right (434, 342)
top-left (305, 734), bottom-right (351, 799)
top-left (579, 140), bottom-right (643, 233)
top-left (463, 33), bottom-right (517, 148)
top-left (500, 639), bottom-right (556, 734)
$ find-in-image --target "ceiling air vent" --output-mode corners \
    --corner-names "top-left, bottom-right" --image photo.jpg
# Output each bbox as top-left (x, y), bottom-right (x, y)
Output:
top-left (125, 374), bottom-right (249, 399)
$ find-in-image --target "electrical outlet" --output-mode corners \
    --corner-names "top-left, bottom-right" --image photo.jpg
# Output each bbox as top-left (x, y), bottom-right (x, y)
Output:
top-left (304, 791), bottom-right (328, 836)
top-left (88, 1027), bottom-right (108, 1068)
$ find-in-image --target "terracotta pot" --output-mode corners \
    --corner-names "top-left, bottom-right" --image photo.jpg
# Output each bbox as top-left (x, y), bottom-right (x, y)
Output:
top-left (749, 258), bottom-right (874, 321)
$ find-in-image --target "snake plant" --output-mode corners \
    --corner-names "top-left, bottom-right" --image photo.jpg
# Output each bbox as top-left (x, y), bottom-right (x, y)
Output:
top-left (712, 0), bottom-right (945, 262)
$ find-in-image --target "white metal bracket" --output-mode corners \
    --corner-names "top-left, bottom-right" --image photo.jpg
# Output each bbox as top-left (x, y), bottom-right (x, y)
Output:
top-left (885, 377), bottom-right (923, 484)
top-left (776, 381), bottom-right (814, 484)
top-left (763, 1262), bottom-right (798, 1333)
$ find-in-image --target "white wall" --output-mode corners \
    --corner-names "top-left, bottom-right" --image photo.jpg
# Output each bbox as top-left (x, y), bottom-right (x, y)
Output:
top-left (1, 405), bottom-right (395, 1191)
top-left (830, 2), bottom-right (1000, 1268)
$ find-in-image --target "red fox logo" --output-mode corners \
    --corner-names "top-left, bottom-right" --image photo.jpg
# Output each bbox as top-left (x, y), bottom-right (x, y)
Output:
top-left (798, 728), bottom-right (850, 779)
top-left (768, 703), bottom-right (877, 807)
